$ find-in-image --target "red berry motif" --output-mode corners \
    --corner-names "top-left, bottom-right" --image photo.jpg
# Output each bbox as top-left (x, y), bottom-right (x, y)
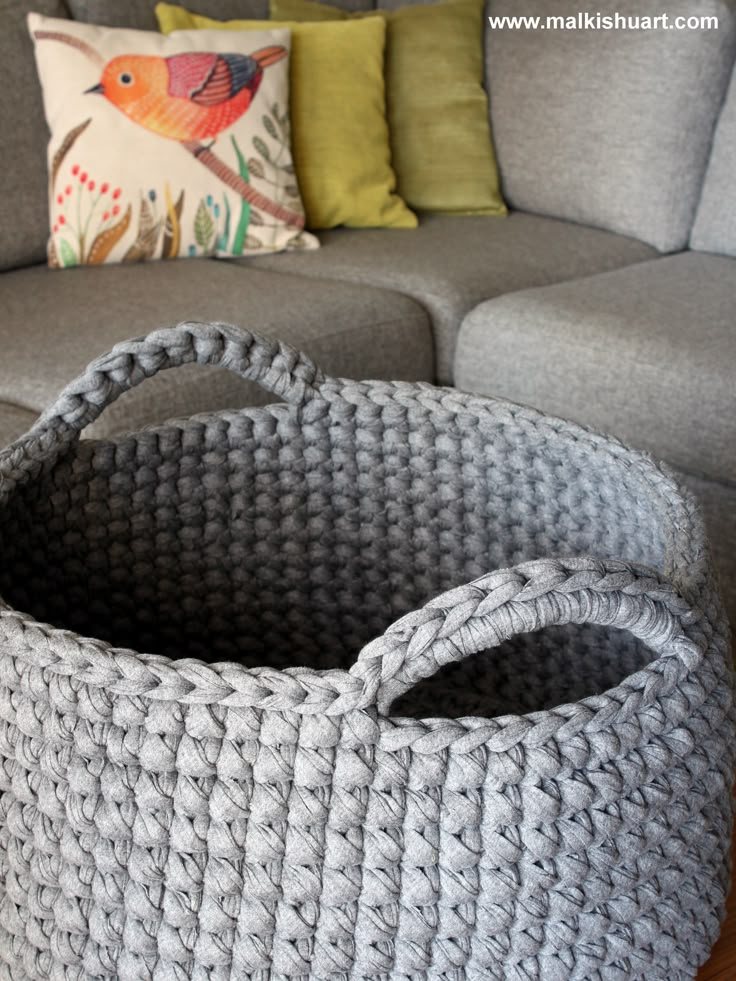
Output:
top-left (54, 163), bottom-right (129, 264)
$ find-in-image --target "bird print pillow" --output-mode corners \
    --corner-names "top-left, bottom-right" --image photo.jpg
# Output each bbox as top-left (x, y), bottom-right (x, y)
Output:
top-left (28, 13), bottom-right (317, 266)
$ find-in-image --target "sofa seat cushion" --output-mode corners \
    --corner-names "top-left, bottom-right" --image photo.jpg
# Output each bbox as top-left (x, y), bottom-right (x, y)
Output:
top-left (454, 252), bottom-right (736, 484)
top-left (0, 259), bottom-right (432, 441)
top-left (246, 212), bottom-right (657, 383)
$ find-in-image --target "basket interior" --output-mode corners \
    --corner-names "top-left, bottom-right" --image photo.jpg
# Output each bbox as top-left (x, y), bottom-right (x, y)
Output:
top-left (0, 403), bottom-right (668, 714)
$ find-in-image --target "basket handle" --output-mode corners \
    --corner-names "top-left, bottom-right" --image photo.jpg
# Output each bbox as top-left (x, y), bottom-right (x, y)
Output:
top-left (351, 556), bottom-right (700, 714)
top-left (30, 321), bottom-right (325, 440)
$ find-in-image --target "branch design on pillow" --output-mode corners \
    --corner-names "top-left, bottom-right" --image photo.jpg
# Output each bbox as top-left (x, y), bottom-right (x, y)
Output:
top-left (33, 29), bottom-right (305, 232)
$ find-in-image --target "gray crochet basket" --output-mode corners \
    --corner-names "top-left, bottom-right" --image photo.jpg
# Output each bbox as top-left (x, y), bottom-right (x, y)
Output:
top-left (0, 322), bottom-right (732, 981)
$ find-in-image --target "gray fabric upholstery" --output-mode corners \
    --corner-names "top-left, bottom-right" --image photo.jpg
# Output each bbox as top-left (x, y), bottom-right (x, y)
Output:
top-left (67, 0), bottom-right (270, 28)
top-left (455, 252), bottom-right (736, 484)
top-left (0, 0), bottom-right (68, 271)
top-left (485, 0), bottom-right (736, 252)
top-left (0, 403), bottom-right (39, 449)
top-left (67, 0), bottom-right (374, 28)
top-left (297, 0), bottom-right (374, 7)
top-left (67, 0), bottom-right (271, 29)
top-left (248, 213), bottom-right (657, 383)
top-left (691, 65), bottom-right (736, 255)
top-left (0, 260), bottom-right (431, 438)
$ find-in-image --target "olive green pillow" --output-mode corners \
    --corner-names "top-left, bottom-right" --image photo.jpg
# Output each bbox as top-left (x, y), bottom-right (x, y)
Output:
top-left (272, 0), bottom-right (506, 215)
top-left (156, 3), bottom-right (417, 230)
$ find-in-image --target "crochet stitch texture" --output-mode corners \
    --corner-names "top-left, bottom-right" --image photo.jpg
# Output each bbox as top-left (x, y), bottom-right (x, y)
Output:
top-left (0, 323), bottom-right (732, 980)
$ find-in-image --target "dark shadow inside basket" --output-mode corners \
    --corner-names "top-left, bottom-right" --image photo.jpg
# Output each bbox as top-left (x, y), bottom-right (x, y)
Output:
top-left (0, 404), bottom-right (671, 709)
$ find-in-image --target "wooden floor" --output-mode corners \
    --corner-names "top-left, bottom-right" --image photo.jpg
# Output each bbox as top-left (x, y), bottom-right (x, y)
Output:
top-left (698, 874), bottom-right (736, 980)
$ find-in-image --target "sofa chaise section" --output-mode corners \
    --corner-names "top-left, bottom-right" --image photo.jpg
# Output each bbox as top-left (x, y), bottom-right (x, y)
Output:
top-left (247, 212), bottom-right (658, 383)
top-left (454, 251), bottom-right (736, 618)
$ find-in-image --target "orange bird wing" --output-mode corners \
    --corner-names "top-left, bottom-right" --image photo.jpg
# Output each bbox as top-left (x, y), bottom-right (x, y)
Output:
top-left (165, 52), bottom-right (262, 106)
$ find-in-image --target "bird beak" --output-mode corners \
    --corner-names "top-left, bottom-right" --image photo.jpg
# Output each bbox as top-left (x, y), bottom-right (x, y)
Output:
top-left (252, 46), bottom-right (287, 69)
top-left (84, 82), bottom-right (105, 95)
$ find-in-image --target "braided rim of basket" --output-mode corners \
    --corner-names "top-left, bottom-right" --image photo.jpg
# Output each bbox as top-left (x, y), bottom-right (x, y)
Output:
top-left (0, 325), bottom-right (725, 740)
top-left (0, 556), bottom-right (720, 737)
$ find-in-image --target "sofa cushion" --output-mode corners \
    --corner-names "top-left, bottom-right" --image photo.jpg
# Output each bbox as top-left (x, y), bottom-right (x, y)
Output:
top-left (247, 212), bottom-right (657, 382)
top-left (454, 252), bottom-right (736, 484)
top-left (690, 65), bottom-right (736, 255)
top-left (0, 0), bottom-right (68, 271)
top-left (67, 0), bottom-right (373, 30)
top-left (156, 7), bottom-right (416, 231)
top-left (484, 0), bottom-right (736, 252)
top-left (29, 14), bottom-right (315, 264)
top-left (269, 0), bottom-right (506, 217)
top-left (0, 260), bottom-right (432, 439)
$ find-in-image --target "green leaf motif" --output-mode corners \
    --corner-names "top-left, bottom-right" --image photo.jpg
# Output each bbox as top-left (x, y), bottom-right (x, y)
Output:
top-left (59, 239), bottom-right (78, 267)
top-left (262, 114), bottom-right (278, 140)
top-left (247, 158), bottom-right (265, 180)
top-left (194, 199), bottom-right (215, 251)
top-left (253, 136), bottom-right (270, 161)
top-left (231, 136), bottom-right (250, 183)
top-left (271, 103), bottom-right (288, 134)
top-left (231, 135), bottom-right (251, 256)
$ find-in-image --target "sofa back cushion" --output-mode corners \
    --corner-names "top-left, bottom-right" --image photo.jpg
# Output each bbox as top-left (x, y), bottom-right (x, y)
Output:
top-left (67, 0), bottom-right (373, 30)
top-left (485, 0), bottom-right (736, 252)
top-left (690, 65), bottom-right (736, 255)
top-left (0, 0), bottom-right (69, 271)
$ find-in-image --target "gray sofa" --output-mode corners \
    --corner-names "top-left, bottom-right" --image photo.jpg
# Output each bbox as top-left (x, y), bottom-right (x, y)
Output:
top-left (2, 0), bottom-right (735, 624)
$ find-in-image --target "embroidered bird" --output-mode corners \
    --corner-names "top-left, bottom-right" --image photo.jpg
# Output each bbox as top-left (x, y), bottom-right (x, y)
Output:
top-left (85, 48), bottom-right (287, 142)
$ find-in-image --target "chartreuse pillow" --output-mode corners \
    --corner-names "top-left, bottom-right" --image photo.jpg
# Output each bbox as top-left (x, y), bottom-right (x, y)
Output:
top-left (156, 3), bottom-right (416, 230)
top-left (270, 0), bottom-right (506, 216)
